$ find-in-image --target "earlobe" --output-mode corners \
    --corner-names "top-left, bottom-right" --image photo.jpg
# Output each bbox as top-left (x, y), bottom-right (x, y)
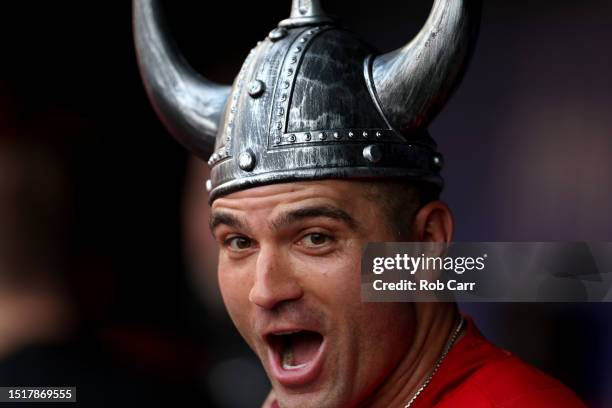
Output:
top-left (412, 201), bottom-right (454, 242)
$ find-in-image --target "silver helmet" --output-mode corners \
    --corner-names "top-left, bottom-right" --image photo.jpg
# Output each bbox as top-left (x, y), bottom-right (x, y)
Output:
top-left (133, 0), bottom-right (481, 202)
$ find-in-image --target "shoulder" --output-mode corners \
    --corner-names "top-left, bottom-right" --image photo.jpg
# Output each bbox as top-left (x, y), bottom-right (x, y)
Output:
top-left (438, 347), bottom-right (586, 408)
top-left (424, 316), bottom-right (586, 408)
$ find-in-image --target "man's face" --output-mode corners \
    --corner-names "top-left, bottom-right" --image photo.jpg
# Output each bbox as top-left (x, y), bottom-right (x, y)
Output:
top-left (211, 180), bottom-right (416, 408)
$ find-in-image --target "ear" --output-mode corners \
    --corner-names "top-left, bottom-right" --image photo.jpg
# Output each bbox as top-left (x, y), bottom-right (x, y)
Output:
top-left (410, 201), bottom-right (454, 243)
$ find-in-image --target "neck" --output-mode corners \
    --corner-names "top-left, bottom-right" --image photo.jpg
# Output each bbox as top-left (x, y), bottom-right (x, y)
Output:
top-left (362, 303), bottom-right (461, 408)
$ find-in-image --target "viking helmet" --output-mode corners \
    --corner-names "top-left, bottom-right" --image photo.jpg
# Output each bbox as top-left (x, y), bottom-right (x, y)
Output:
top-left (134, 0), bottom-right (481, 202)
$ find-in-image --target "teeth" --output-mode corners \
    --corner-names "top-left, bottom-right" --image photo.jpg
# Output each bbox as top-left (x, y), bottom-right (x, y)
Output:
top-left (270, 330), bottom-right (312, 370)
top-left (281, 343), bottom-right (307, 370)
top-left (274, 330), bottom-right (301, 336)
top-left (283, 362), bottom-right (307, 370)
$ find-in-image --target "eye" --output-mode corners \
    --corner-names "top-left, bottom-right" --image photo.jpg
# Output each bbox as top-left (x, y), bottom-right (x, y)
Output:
top-left (299, 232), bottom-right (333, 248)
top-left (225, 236), bottom-right (253, 251)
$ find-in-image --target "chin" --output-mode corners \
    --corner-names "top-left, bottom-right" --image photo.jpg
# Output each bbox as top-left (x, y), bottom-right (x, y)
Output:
top-left (274, 387), bottom-right (348, 408)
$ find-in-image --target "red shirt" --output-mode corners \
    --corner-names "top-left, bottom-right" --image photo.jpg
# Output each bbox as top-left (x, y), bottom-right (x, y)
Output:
top-left (414, 316), bottom-right (586, 408)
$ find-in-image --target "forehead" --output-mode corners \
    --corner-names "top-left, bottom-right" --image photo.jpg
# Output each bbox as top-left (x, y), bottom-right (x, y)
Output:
top-left (211, 179), bottom-right (374, 217)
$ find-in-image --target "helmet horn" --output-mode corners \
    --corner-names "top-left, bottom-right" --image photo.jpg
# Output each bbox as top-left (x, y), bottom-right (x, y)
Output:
top-left (133, 0), bottom-right (231, 157)
top-left (371, 0), bottom-right (481, 133)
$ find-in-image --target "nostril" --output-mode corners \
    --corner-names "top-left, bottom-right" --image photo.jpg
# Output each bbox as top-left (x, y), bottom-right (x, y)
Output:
top-left (248, 274), bottom-right (303, 310)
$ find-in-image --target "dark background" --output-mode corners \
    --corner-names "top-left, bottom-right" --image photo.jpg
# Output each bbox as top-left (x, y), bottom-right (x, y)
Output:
top-left (1, 0), bottom-right (611, 407)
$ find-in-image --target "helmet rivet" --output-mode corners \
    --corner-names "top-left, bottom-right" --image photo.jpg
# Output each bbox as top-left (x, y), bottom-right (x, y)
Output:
top-left (238, 150), bottom-right (256, 172)
top-left (299, 37), bottom-right (307, 43)
top-left (375, 131), bottom-right (382, 138)
top-left (289, 134), bottom-right (296, 143)
top-left (432, 154), bottom-right (444, 169)
top-left (362, 131), bottom-right (369, 138)
top-left (348, 131), bottom-right (354, 138)
top-left (248, 80), bottom-right (265, 98)
top-left (282, 81), bottom-right (290, 89)
top-left (205, 179), bottom-right (212, 192)
top-left (333, 132), bottom-right (340, 139)
top-left (274, 136), bottom-right (281, 145)
top-left (290, 56), bottom-right (298, 64)
top-left (304, 132), bottom-right (312, 141)
top-left (363, 145), bottom-right (383, 164)
top-left (318, 132), bottom-right (327, 140)
top-left (294, 47), bottom-right (302, 53)
top-left (268, 27), bottom-right (288, 41)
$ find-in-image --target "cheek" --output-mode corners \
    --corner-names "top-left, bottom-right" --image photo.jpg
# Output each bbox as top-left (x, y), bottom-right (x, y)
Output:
top-left (293, 241), bottom-right (363, 306)
top-left (218, 261), bottom-right (253, 338)
top-left (356, 303), bottom-right (415, 368)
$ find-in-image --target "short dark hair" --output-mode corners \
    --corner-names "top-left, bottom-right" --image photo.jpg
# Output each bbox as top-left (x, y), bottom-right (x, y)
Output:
top-left (364, 181), bottom-right (441, 240)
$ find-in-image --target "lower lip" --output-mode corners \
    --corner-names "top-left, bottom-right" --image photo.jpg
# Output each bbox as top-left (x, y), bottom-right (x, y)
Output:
top-left (267, 338), bottom-right (326, 388)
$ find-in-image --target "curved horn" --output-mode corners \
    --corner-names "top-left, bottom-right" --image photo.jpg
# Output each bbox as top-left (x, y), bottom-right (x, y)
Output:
top-left (371, 0), bottom-right (481, 133)
top-left (133, 0), bottom-right (231, 157)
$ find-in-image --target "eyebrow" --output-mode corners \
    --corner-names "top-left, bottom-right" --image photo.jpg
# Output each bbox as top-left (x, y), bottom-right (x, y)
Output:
top-left (209, 212), bottom-right (249, 233)
top-left (271, 205), bottom-right (359, 231)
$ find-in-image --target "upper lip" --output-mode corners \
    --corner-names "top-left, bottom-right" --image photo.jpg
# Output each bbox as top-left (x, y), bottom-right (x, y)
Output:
top-left (262, 324), bottom-right (323, 340)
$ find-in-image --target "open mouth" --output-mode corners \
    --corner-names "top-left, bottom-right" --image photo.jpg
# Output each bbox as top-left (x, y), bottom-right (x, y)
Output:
top-left (266, 330), bottom-right (326, 387)
top-left (269, 330), bottom-right (323, 369)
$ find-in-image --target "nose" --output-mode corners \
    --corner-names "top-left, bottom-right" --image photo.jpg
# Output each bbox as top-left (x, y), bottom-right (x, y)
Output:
top-left (248, 245), bottom-right (303, 310)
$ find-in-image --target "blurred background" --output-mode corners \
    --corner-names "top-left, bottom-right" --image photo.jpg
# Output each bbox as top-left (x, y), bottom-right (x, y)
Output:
top-left (0, 0), bottom-right (610, 407)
